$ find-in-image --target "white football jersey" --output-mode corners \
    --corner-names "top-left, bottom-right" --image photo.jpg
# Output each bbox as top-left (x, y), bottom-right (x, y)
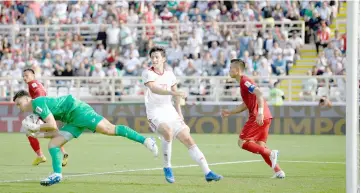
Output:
top-left (142, 67), bottom-right (177, 109)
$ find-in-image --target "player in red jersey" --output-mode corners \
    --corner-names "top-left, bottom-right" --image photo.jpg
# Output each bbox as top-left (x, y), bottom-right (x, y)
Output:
top-left (23, 69), bottom-right (69, 166)
top-left (221, 59), bottom-right (285, 179)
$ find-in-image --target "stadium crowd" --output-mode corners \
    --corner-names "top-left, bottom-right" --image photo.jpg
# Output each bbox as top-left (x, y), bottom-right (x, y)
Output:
top-left (0, 0), bottom-right (346, 100)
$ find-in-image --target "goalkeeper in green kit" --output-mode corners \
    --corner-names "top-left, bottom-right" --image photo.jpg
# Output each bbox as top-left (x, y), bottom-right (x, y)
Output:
top-left (13, 90), bottom-right (159, 186)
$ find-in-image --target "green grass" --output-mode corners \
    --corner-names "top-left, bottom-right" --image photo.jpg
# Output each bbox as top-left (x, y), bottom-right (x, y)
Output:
top-left (0, 134), bottom-right (345, 193)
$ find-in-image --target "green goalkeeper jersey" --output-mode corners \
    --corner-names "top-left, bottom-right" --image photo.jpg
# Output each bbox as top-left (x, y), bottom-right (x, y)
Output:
top-left (32, 95), bottom-right (83, 123)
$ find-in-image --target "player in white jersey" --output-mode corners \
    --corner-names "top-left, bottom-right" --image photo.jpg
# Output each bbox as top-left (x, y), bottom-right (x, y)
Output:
top-left (142, 46), bottom-right (223, 183)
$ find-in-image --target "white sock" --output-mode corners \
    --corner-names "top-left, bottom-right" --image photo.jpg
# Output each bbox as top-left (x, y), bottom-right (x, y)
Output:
top-left (188, 145), bottom-right (211, 175)
top-left (162, 139), bottom-right (172, 168)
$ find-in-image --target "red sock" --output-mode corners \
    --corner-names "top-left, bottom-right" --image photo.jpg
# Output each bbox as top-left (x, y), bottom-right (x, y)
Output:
top-left (60, 146), bottom-right (66, 154)
top-left (261, 153), bottom-right (281, 172)
top-left (27, 136), bottom-right (43, 157)
top-left (242, 141), bottom-right (271, 157)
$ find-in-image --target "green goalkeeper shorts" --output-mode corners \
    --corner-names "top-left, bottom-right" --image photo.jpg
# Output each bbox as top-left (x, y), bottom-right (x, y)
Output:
top-left (60, 103), bottom-right (104, 138)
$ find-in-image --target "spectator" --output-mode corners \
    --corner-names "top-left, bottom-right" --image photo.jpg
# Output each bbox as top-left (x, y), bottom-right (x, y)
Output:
top-left (220, 41), bottom-right (232, 60)
top-left (324, 42), bottom-right (337, 60)
top-left (257, 57), bottom-right (272, 83)
top-left (124, 44), bottom-right (140, 59)
top-left (252, 54), bottom-right (261, 72)
top-left (238, 31), bottom-right (251, 58)
top-left (160, 7), bottom-right (173, 22)
top-left (119, 20), bottom-right (133, 52)
top-left (315, 21), bottom-right (331, 54)
top-left (288, 32), bottom-right (303, 58)
top-left (124, 52), bottom-right (140, 76)
top-left (210, 51), bottom-right (227, 76)
top-left (242, 3), bottom-right (255, 21)
top-left (91, 63), bottom-right (105, 80)
top-left (106, 20), bottom-right (120, 51)
top-left (241, 51), bottom-right (253, 74)
top-left (283, 43), bottom-right (295, 68)
top-left (209, 41), bottom-right (221, 60)
top-left (268, 42), bottom-right (283, 61)
top-left (299, 70), bottom-right (318, 101)
top-left (200, 51), bottom-right (214, 75)
top-left (93, 44), bottom-right (108, 62)
top-left (74, 61), bottom-right (87, 77)
top-left (167, 40), bottom-right (183, 63)
top-left (317, 2), bottom-right (331, 24)
top-left (253, 31), bottom-right (264, 56)
top-left (96, 25), bottom-right (107, 49)
top-left (272, 54), bottom-right (287, 75)
top-left (107, 63), bottom-right (121, 77)
top-left (184, 59), bottom-right (198, 76)
top-left (330, 30), bottom-right (344, 52)
top-left (187, 31), bottom-right (202, 59)
top-left (269, 82), bottom-right (285, 106)
top-left (315, 51), bottom-right (328, 72)
top-left (206, 21), bottom-right (221, 48)
top-left (62, 62), bottom-right (74, 77)
top-left (264, 30), bottom-right (274, 55)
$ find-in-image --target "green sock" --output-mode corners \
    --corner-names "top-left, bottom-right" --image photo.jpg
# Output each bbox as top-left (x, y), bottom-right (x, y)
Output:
top-left (49, 147), bottom-right (63, 174)
top-left (115, 125), bottom-right (146, 144)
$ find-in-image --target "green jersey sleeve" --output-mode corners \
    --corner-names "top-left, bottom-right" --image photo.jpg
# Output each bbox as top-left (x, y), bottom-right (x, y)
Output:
top-left (32, 98), bottom-right (51, 120)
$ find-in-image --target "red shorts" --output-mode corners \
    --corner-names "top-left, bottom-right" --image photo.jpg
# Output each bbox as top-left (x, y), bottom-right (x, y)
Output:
top-left (239, 118), bottom-right (272, 143)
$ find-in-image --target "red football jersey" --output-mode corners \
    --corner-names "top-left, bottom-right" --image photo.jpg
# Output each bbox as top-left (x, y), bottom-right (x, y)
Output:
top-left (239, 75), bottom-right (272, 121)
top-left (27, 80), bottom-right (47, 99)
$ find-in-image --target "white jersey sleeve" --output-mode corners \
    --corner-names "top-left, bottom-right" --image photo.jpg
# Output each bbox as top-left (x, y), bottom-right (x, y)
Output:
top-left (143, 68), bottom-right (175, 108)
top-left (142, 69), bottom-right (157, 85)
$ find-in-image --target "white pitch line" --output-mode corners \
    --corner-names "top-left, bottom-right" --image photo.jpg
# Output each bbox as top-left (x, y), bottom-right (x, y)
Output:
top-left (0, 159), bottom-right (345, 183)
top-left (281, 160), bottom-right (345, 164)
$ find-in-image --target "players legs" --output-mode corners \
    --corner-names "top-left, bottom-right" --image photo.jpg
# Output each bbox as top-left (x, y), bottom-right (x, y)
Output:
top-left (39, 132), bottom-right (69, 186)
top-left (176, 127), bottom-right (223, 182)
top-left (155, 123), bottom-right (175, 183)
top-left (26, 133), bottom-right (46, 166)
top-left (94, 118), bottom-right (158, 157)
top-left (238, 118), bottom-right (285, 179)
top-left (154, 118), bottom-right (222, 183)
top-left (255, 141), bottom-right (285, 178)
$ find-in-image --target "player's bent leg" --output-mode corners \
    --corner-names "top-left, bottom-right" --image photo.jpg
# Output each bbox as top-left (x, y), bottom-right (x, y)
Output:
top-left (176, 128), bottom-right (223, 182)
top-left (95, 118), bottom-right (158, 157)
top-left (40, 133), bottom-right (70, 186)
top-left (157, 123), bottom-right (174, 183)
top-left (239, 139), bottom-right (275, 165)
top-left (255, 141), bottom-right (285, 179)
top-left (26, 134), bottom-right (46, 166)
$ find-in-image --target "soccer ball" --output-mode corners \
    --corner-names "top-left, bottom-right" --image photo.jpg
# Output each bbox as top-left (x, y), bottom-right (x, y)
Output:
top-left (24, 114), bottom-right (44, 125)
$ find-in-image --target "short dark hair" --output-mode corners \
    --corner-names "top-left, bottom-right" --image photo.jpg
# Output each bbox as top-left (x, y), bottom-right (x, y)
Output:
top-left (13, 90), bottom-right (30, 102)
top-left (230, 59), bottom-right (246, 71)
top-left (23, 68), bottom-right (35, 74)
top-left (149, 46), bottom-right (166, 58)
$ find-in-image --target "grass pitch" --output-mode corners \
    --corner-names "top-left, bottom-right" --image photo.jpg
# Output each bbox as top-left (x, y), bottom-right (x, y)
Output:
top-left (0, 133), bottom-right (345, 193)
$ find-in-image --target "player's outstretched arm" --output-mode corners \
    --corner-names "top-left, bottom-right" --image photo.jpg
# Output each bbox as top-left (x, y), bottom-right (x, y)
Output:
top-left (221, 103), bottom-right (247, 117)
top-left (39, 114), bottom-right (59, 132)
top-left (171, 84), bottom-right (184, 120)
top-left (24, 114), bottom-right (58, 132)
top-left (145, 82), bottom-right (186, 98)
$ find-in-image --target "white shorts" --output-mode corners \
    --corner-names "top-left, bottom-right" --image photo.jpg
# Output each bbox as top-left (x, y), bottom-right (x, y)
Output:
top-left (146, 105), bottom-right (186, 138)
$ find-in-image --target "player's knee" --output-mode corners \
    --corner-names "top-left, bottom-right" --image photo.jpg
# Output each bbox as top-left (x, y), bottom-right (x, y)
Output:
top-left (48, 142), bottom-right (59, 149)
top-left (159, 124), bottom-right (173, 139)
top-left (101, 128), bottom-right (113, 136)
top-left (238, 140), bottom-right (250, 148)
top-left (178, 131), bottom-right (194, 148)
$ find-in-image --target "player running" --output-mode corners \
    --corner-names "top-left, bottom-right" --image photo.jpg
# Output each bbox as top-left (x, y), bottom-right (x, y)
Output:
top-left (221, 59), bottom-right (285, 179)
top-left (13, 91), bottom-right (158, 186)
top-left (142, 46), bottom-right (222, 183)
top-left (23, 68), bottom-right (69, 166)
